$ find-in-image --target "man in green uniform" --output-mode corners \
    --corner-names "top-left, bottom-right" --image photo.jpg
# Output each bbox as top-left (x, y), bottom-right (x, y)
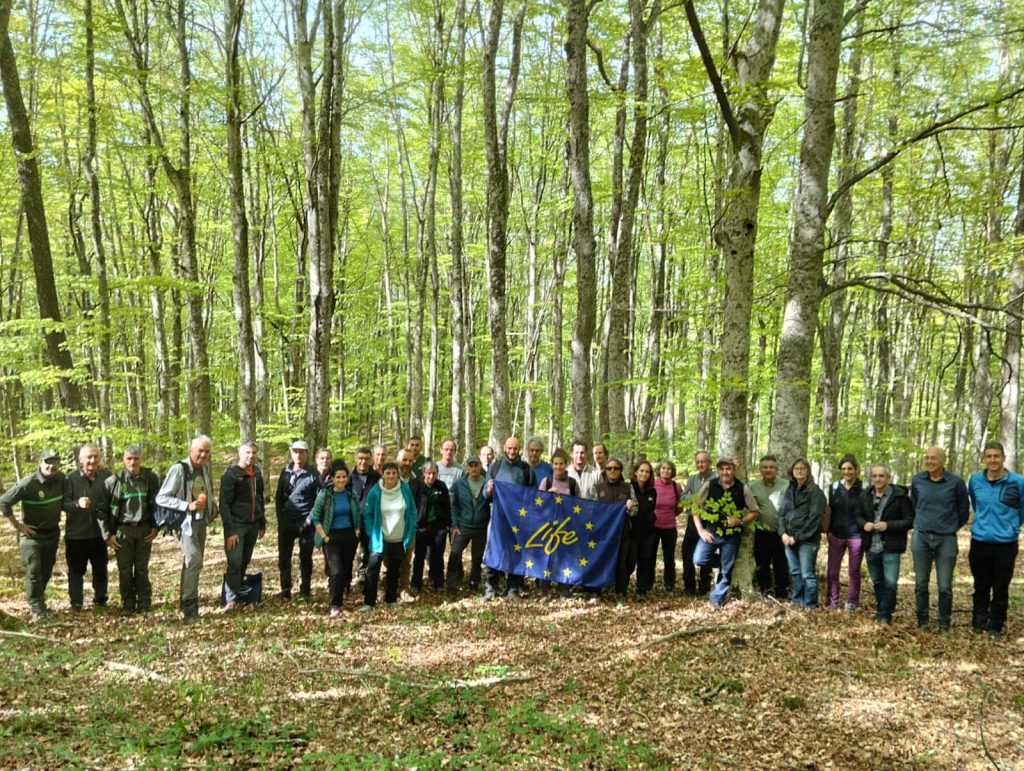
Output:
top-left (0, 449), bottom-right (66, 622)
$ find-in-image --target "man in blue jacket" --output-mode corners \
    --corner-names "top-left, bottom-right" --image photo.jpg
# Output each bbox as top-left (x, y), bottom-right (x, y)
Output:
top-left (967, 442), bottom-right (1024, 639)
top-left (909, 446), bottom-right (969, 632)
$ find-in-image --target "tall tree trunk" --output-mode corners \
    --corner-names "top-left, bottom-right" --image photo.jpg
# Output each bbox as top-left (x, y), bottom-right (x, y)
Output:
top-left (999, 159), bottom-right (1024, 466)
top-left (226, 0), bottom-right (257, 441)
top-left (0, 0), bottom-right (82, 415)
top-left (82, 0), bottom-right (111, 434)
top-left (566, 0), bottom-right (597, 442)
top-left (768, 0), bottom-right (843, 464)
top-left (481, 0), bottom-right (525, 445)
top-left (685, 0), bottom-right (784, 464)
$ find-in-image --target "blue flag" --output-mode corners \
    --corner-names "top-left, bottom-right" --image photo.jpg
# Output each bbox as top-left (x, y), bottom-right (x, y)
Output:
top-left (484, 480), bottom-right (626, 589)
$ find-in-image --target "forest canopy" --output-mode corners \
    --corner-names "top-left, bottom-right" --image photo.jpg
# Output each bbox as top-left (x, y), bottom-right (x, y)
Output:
top-left (0, 0), bottom-right (1021, 482)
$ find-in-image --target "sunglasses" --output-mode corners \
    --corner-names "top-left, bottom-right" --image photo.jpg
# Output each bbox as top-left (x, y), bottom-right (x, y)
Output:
top-left (606, 465), bottom-right (622, 471)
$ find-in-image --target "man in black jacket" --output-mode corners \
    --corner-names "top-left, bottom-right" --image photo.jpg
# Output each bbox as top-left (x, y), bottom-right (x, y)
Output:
top-left (275, 440), bottom-right (320, 599)
top-left (862, 464), bottom-right (915, 624)
top-left (63, 444), bottom-right (112, 611)
top-left (221, 442), bottom-right (266, 609)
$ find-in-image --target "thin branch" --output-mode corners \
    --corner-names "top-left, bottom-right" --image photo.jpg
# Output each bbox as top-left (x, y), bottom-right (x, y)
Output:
top-left (682, 0), bottom-right (738, 147)
top-left (826, 83), bottom-right (1024, 217)
top-left (587, 38), bottom-right (613, 89)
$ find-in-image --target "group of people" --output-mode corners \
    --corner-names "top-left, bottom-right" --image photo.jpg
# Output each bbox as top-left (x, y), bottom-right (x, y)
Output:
top-left (1, 434), bottom-right (1020, 637)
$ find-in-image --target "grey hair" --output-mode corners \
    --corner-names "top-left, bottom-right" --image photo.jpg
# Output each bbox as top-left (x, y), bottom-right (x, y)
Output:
top-left (869, 463), bottom-right (892, 478)
top-left (526, 436), bottom-right (545, 451)
top-left (191, 435), bottom-right (212, 450)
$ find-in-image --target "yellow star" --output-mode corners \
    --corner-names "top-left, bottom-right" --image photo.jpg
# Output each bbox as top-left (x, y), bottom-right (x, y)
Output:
top-left (519, 508), bottom-right (527, 517)
top-left (588, 540), bottom-right (596, 549)
top-left (579, 557), bottom-right (588, 566)
top-left (555, 495), bottom-right (563, 504)
top-left (514, 544), bottom-right (522, 552)
top-left (511, 526), bottom-right (519, 535)
top-left (573, 505), bottom-right (582, 514)
top-left (535, 497), bottom-right (544, 506)
top-left (544, 569), bottom-right (552, 578)
top-left (562, 568), bottom-right (572, 578)
top-left (525, 560), bottom-right (534, 569)
top-left (585, 521), bottom-right (594, 530)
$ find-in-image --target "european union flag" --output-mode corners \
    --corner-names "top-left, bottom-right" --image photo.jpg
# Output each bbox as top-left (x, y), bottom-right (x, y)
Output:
top-left (484, 481), bottom-right (627, 589)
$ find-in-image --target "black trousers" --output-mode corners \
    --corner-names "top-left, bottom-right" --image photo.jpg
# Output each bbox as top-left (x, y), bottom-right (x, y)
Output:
top-left (364, 541), bottom-right (405, 606)
top-left (278, 518), bottom-right (315, 595)
top-left (412, 524), bottom-right (447, 590)
top-left (680, 520), bottom-right (712, 594)
top-left (633, 531), bottom-right (658, 595)
top-left (969, 539), bottom-right (1019, 632)
top-left (66, 537), bottom-right (108, 607)
top-left (754, 529), bottom-right (790, 599)
top-left (324, 527), bottom-right (359, 607)
top-left (654, 526), bottom-right (677, 591)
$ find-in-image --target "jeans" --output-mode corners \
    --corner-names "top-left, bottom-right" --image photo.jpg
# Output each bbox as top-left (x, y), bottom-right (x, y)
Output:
top-left (754, 530), bottom-right (789, 599)
top-left (865, 549), bottom-right (902, 622)
top-left (681, 519), bottom-right (712, 594)
top-left (447, 526), bottom-right (487, 591)
top-left (364, 541), bottom-right (405, 606)
top-left (968, 539), bottom-right (1018, 633)
top-left (693, 534), bottom-right (740, 606)
top-left (911, 531), bottom-right (958, 629)
top-left (654, 526), bottom-right (678, 591)
top-left (223, 522), bottom-right (260, 603)
top-left (113, 522), bottom-right (155, 611)
top-left (65, 537), bottom-right (109, 607)
top-left (323, 527), bottom-right (359, 607)
top-left (278, 518), bottom-right (315, 596)
top-left (18, 533), bottom-right (58, 615)
top-left (413, 525), bottom-right (447, 589)
top-left (785, 539), bottom-right (820, 609)
top-left (826, 534), bottom-right (864, 608)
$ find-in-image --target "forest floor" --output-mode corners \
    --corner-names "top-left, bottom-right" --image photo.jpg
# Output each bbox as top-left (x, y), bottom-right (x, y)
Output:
top-left (0, 522), bottom-right (1022, 769)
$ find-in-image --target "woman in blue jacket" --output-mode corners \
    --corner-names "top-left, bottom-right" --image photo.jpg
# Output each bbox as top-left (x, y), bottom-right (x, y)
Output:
top-left (311, 463), bottom-right (362, 618)
top-left (361, 462), bottom-right (417, 610)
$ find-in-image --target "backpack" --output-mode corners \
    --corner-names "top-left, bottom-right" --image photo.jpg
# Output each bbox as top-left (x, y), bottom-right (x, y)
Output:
top-left (154, 461), bottom-right (191, 534)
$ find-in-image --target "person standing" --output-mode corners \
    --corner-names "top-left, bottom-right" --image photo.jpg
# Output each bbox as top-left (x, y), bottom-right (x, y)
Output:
top-left (596, 457), bottom-right (637, 596)
top-left (275, 440), bottom-right (320, 600)
top-left (219, 442), bottom-right (266, 610)
top-left (484, 436), bottom-right (536, 599)
top-left (777, 458), bottom-right (827, 610)
top-left (447, 456), bottom-right (491, 595)
top-left (909, 446), bottom-right (969, 632)
top-left (361, 461), bottom-right (417, 610)
top-left (653, 461), bottom-right (683, 592)
top-left (410, 461), bottom-right (451, 592)
top-left (825, 455), bottom-right (871, 611)
top-left (311, 463), bottom-right (362, 617)
top-left (406, 435), bottom-right (429, 475)
top-left (629, 460), bottom-right (659, 598)
top-left (966, 442), bottom-right (1024, 638)
top-left (371, 444), bottom-right (387, 475)
top-left (436, 438), bottom-right (464, 491)
top-left (567, 440), bottom-right (599, 500)
top-left (0, 449), bottom-right (66, 622)
top-left (748, 454), bottom-right (790, 600)
top-left (681, 451), bottom-right (714, 596)
top-left (102, 445), bottom-right (160, 615)
top-left (693, 457), bottom-right (760, 608)
top-left (526, 436), bottom-right (553, 486)
top-left (314, 448), bottom-right (334, 486)
top-left (62, 444), bottom-right (112, 611)
top-left (156, 435), bottom-right (217, 624)
top-left (861, 463), bottom-right (915, 624)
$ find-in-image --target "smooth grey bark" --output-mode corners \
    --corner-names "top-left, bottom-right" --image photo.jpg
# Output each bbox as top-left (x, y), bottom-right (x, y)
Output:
top-left (685, 0), bottom-right (784, 464)
top-left (768, 0), bottom-right (844, 465)
top-left (226, 0), bottom-right (257, 441)
top-left (566, 0), bottom-right (598, 442)
top-left (0, 0), bottom-right (82, 415)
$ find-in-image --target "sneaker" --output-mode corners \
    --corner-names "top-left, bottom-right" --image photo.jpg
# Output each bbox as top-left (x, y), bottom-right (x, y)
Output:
top-left (30, 610), bottom-right (49, 625)
top-left (276, 590), bottom-right (292, 601)
top-left (917, 618), bottom-right (929, 630)
top-left (989, 630), bottom-right (1004, 641)
top-left (329, 606), bottom-right (341, 619)
top-left (506, 589), bottom-right (520, 601)
top-left (358, 604), bottom-right (374, 613)
top-left (223, 601), bottom-right (239, 612)
top-left (844, 602), bottom-right (857, 613)
top-left (483, 589), bottom-right (496, 601)
top-left (399, 590), bottom-right (416, 603)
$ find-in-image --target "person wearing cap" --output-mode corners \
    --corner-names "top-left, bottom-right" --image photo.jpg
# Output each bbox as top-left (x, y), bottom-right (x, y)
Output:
top-left (102, 444), bottom-right (161, 615)
top-left (447, 455), bottom-right (491, 595)
top-left (62, 443), bottom-right (112, 611)
top-left (156, 435), bottom-right (217, 623)
top-left (275, 439), bottom-right (321, 600)
top-left (0, 449), bottom-right (66, 622)
top-left (692, 456), bottom-right (760, 608)
top-left (220, 441), bottom-right (267, 610)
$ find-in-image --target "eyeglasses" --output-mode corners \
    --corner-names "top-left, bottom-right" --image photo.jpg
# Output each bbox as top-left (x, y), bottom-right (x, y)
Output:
top-left (606, 465), bottom-right (622, 471)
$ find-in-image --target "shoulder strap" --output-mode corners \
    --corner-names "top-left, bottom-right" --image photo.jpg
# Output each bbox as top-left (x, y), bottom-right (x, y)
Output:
top-left (568, 477), bottom-right (578, 497)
